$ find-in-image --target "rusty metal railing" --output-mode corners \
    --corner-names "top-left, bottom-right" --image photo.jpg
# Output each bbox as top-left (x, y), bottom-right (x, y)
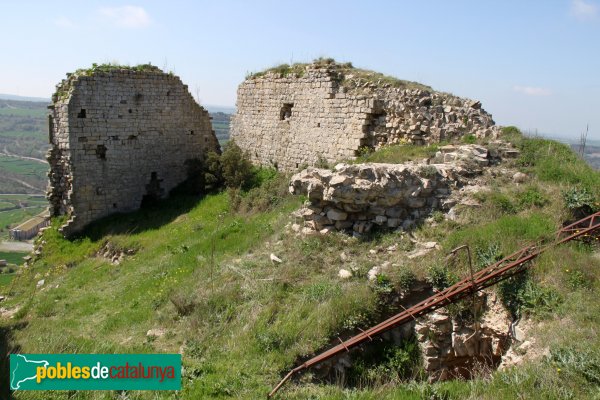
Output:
top-left (268, 211), bottom-right (600, 397)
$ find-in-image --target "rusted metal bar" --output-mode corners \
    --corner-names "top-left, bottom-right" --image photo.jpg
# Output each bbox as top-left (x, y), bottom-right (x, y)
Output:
top-left (268, 211), bottom-right (600, 397)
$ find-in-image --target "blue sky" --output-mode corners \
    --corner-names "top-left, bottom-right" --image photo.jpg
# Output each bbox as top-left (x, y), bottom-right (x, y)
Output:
top-left (1, 0), bottom-right (598, 138)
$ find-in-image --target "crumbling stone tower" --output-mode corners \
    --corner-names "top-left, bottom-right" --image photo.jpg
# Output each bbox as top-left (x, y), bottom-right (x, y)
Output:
top-left (231, 60), bottom-right (500, 171)
top-left (47, 65), bottom-right (219, 236)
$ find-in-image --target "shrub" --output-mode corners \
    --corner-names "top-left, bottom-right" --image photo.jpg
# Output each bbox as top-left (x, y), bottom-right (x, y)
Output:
top-left (220, 140), bottom-right (254, 189)
top-left (204, 151), bottom-right (223, 189)
top-left (516, 186), bottom-right (548, 209)
top-left (498, 271), bottom-right (562, 318)
top-left (315, 155), bottom-right (330, 169)
top-left (397, 269), bottom-right (417, 294)
top-left (418, 165), bottom-right (438, 178)
top-left (373, 274), bottom-right (394, 295)
top-left (431, 211), bottom-right (444, 223)
top-left (550, 347), bottom-right (600, 385)
top-left (487, 192), bottom-right (517, 214)
top-left (565, 269), bottom-right (590, 290)
top-left (346, 337), bottom-right (421, 386)
top-left (426, 264), bottom-right (457, 291)
top-left (462, 134), bottom-right (477, 144)
top-left (475, 242), bottom-right (502, 269)
top-left (563, 186), bottom-right (598, 217)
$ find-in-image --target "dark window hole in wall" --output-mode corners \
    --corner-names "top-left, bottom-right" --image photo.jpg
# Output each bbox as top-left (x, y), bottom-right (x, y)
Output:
top-left (77, 109), bottom-right (86, 118)
top-left (110, 135), bottom-right (119, 140)
top-left (190, 130), bottom-right (194, 135)
top-left (113, 203), bottom-right (117, 208)
top-left (96, 145), bottom-right (107, 160)
top-left (166, 90), bottom-right (170, 96)
top-left (128, 109), bottom-right (133, 114)
top-left (118, 115), bottom-right (123, 119)
top-left (135, 93), bottom-right (143, 104)
top-left (78, 137), bottom-right (87, 143)
top-left (128, 135), bottom-right (137, 140)
top-left (317, 123), bottom-right (321, 127)
top-left (141, 171), bottom-right (164, 207)
top-left (280, 103), bottom-right (294, 120)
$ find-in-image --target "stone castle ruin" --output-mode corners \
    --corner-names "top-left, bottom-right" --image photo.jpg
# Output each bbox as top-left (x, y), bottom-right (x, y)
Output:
top-left (47, 65), bottom-right (219, 236)
top-left (231, 60), bottom-right (499, 171)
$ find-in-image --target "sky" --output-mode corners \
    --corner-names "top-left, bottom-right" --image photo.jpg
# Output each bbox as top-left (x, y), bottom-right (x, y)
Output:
top-left (1, 0), bottom-right (599, 139)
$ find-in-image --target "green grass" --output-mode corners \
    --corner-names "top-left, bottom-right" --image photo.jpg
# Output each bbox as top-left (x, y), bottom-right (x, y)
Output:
top-left (0, 108), bottom-right (46, 117)
top-left (355, 143), bottom-right (440, 164)
top-left (0, 155), bottom-right (47, 178)
top-left (1, 133), bottom-right (600, 399)
top-left (0, 251), bottom-right (28, 265)
top-left (247, 58), bottom-right (433, 91)
top-left (0, 273), bottom-right (14, 286)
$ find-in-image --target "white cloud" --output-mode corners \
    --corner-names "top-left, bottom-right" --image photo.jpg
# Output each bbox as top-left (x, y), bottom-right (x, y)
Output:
top-left (54, 16), bottom-right (76, 28)
top-left (513, 85), bottom-right (552, 96)
top-left (571, 0), bottom-right (598, 20)
top-left (98, 5), bottom-right (152, 28)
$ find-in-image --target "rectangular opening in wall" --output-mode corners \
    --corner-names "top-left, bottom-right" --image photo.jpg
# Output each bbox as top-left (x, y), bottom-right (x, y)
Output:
top-left (77, 109), bottom-right (86, 118)
top-left (280, 103), bottom-right (294, 120)
top-left (96, 145), bottom-right (107, 160)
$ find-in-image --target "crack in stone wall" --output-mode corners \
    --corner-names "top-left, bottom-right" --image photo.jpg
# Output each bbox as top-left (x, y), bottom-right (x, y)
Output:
top-left (47, 68), bottom-right (220, 236)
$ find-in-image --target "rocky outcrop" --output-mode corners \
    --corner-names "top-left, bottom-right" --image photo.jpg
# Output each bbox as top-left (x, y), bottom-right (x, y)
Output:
top-left (231, 61), bottom-right (501, 171)
top-left (290, 144), bottom-right (513, 236)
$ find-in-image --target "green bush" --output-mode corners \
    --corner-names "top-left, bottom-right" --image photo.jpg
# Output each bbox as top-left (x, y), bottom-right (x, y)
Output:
top-left (426, 264), bottom-right (457, 291)
top-left (563, 186), bottom-right (598, 217)
top-left (204, 151), bottom-right (223, 189)
top-left (498, 271), bottom-right (562, 318)
top-left (550, 347), bottom-right (600, 385)
top-left (397, 269), bottom-right (417, 293)
top-left (346, 337), bottom-right (422, 386)
top-left (488, 192), bottom-right (517, 214)
top-left (221, 140), bottom-right (254, 189)
top-left (475, 242), bottom-right (502, 269)
top-left (462, 134), bottom-right (477, 144)
top-left (565, 269), bottom-right (590, 290)
top-left (516, 186), bottom-right (549, 209)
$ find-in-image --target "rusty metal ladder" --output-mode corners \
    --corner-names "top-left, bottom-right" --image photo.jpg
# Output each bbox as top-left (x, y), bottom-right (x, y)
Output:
top-left (268, 211), bottom-right (600, 397)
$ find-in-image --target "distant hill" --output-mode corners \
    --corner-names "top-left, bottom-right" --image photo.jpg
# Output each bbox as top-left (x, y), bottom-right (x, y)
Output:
top-left (0, 94), bottom-right (49, 103)
top-left (204, 104), bottom-right (235, 114)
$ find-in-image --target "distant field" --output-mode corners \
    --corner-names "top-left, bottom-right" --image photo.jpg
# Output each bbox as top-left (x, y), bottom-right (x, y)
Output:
top-left (0, 107), bottom-right (46, 117)
top-left (0, 273), bottom-right (14, 287)
top-left (0, 251), bottom-right (28, 265)
top-left (0, 206), bottom-right (47, 238)
top-left (0, 154), bottom-right (47, 177)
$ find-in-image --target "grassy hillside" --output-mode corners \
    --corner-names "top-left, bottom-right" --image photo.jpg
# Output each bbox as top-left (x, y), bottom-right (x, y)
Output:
top-left (1, 131), bottom-right (600, 399)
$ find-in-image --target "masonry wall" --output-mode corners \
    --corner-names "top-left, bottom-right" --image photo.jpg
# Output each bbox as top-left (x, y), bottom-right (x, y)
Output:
top-left (231, 64), bottom-right (499, 171)
top-left (47, 68), bottom-right (219, 236)
top-left (231, 68), bottom-right (369, 171)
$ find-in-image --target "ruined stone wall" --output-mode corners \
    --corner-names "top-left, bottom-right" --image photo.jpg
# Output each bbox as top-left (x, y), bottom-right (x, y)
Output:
top-left (231, 63), bottom-right (500, 171)
top-left (231, 68), bottom-right (368, 171)
top-left (289, 144), bottom-right (510, 236)
top-left (47, 67), bottom-right (219, 236)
